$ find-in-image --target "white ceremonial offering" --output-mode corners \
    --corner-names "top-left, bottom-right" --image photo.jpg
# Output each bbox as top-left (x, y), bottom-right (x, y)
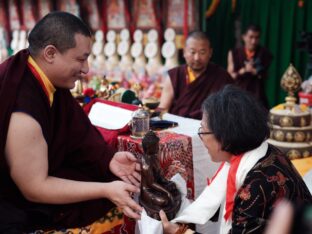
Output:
top-left (117, 40), bottom-right (130, 56)
top-left (104, 42), bottom-right (119, 71)
top-left (131, 42), bottom-right (146, 72)
top-left (106, 30), bottom-right (117, 42)
top-left (120, 28), bottom-right (130, 41)
top-left (147, 29), bottom-right (159, 42)
top-left (10, 30), bottom-right (19, 54)
top-left (164, 28), bottom-right (176, 41)
top-left (0, 28), bottom-right (8, 62)
top-left (88, 55), bottom-right (95, 69)
top-left (95, 30), bottom-right (104, 42)
top-left (131, 42), bottom-right (144, 58)
top-left (144, 42), bottom-right (158, 59)
top-left (145, 42), bottom-right (162, 76)
top-left (161, 41), bottom-right (177, 58)
top-left (17, 30), bottom-right (27, 52)
top-left (92, 41), bottom-right (104, 56)
top-left (92, 55), bottom-right (106, 72)
top-left (118, 41), bottom-right (133, 71)
top-left (88, 102), bottom-right (133, 130)
top-left (134, 29), bottom-right (144, 42)
top-left (162, 41), bottom-right (178, 69)
top-left (104, 42), bottom-right (117, 58)
top-left (92, 30), bottom-right (105, 65)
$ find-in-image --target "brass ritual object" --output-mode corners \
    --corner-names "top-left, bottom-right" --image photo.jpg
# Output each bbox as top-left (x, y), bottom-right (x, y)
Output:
top-left (268, 64), bottom-right (312, 159)
top-left (139, 131), bottom-right (181, 220)
top-left (280, 63), bottom-right (302, 110)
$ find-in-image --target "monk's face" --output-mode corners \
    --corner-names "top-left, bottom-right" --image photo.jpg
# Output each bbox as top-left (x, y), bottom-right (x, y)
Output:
top-left (199, 114), bottom-right (231, 163)
top-left (50, 33), bottom-right (91, 89)
top-left (243, 30), bottom-right (260, 51)
top-left (183, 38), bottom-right (212, 74)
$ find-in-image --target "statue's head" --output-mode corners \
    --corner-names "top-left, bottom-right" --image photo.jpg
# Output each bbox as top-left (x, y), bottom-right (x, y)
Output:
top-left (142, 130), bottom-right (160, 155)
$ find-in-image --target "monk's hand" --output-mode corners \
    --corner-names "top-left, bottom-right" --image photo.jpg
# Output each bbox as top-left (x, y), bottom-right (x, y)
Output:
top-left (159, 210), bottom-right (180, 234)
top-left (108, 180), bottom-right (142, 219)
top-left (245, 61), bottom-right (257, 75)
top-left (110, 151), bottom-right (141, 187)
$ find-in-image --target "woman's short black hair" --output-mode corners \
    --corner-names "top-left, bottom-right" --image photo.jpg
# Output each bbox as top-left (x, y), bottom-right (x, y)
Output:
top-left (28, 11), bottom-right (91, 56)
top-left (202, 85), bottom-right (269, 155)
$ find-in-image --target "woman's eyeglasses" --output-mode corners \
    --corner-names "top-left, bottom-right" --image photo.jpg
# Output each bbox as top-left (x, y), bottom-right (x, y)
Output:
top-left (197, 126), bottom-right (213, 140)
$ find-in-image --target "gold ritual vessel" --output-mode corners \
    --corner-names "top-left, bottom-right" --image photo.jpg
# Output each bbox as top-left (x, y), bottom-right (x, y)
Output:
top-left (268, 64), bottom-right (312, 159)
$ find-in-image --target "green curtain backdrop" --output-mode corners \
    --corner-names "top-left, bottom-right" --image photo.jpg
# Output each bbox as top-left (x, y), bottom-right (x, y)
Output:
top-left (201, 0), bottom-right (312, 107)
top-left (201, 0), bottom-right (236, 70)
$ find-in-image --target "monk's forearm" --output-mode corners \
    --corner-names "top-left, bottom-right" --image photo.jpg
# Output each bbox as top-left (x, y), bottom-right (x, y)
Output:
top-left (21, 176), bottom-right (112, 204)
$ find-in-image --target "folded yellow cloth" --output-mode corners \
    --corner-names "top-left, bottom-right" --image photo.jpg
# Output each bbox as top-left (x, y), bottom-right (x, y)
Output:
top-left (291, 157), bottom-right (312, 177)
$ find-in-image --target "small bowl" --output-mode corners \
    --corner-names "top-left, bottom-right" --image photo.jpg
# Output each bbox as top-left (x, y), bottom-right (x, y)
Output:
top-left (143, 98), bottom-right (160, 110)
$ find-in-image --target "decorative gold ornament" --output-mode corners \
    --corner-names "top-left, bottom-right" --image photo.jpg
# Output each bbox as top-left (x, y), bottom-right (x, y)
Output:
top-left (300, 117), bottom-right (307, 127)
top-left (97, 77), bottom-right (110, 99)
top-left (274, 130), bottom-right (284, 141)
top-left (287, 149), bottom-right (301, 160)
top-left (280, 64), bottom-right (302, 110)
top-left (280, 63), bottom-right (302, 95)
top-left (294, 131), bottom-right (305, 142)
top-left (279, 116), bottom-right (293, 127)
top-left (285, 132), bottom-right (293, 142)
top-left (131, 83), bottom-right (142, 98)
top-left (303, 151), bottom-right (310, 158)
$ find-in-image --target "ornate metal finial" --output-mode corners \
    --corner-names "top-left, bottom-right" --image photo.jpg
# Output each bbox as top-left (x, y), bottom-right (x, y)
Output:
top-left (97, 76), bottom-right (110, 99)
top-left (280, 64), bottom-right (302, 109)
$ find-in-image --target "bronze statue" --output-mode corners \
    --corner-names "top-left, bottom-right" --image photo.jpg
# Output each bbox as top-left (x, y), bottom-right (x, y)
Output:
top-left (139, 130), bottom-right (181, 220)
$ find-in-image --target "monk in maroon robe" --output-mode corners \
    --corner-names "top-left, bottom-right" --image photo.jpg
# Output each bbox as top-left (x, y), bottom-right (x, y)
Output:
top-left (160, 31), bottom-right (233, 120)
top-left (227, 24), bottom-right (273, 108)
top-left (0, 12), bottom-right (142, 232)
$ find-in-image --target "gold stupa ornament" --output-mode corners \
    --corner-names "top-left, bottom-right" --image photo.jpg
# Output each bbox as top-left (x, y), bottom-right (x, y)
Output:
top-left (268, 64), bottom-right (312, 160)
top-left (280, 64), bottom-right (302, 109)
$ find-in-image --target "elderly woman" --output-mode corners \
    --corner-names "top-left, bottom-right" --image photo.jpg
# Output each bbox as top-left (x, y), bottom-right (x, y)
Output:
top-left (160, 85), bottom-right (312, 234)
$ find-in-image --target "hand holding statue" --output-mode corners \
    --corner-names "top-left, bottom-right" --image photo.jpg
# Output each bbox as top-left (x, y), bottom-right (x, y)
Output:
top-left (109, 151), bottom-right (141, 186)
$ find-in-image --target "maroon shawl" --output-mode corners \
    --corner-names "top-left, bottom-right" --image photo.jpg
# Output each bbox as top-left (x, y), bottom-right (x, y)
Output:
top-left (0, 50), bottom-right (117, 230)
top-left (168, 64), bottom-right (233, 119)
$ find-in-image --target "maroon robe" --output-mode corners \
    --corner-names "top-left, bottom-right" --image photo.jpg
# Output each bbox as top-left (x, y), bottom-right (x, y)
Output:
top-left (232, 46), bottom-right (272, 108)
top-left (168, 64), bottom-right (233, 119)
top-left (0, 50), bottom-right (118, 231)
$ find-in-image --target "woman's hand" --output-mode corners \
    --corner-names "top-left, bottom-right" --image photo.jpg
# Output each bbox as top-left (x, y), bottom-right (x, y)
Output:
top-left (107, 180), bottom-right (142, 219)
top-left (109, 151), bottom-right (141, 187)
top-left (159, 210), bottom-right (180, 234)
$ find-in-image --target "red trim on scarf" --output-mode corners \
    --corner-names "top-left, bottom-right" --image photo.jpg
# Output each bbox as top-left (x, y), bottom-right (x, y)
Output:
top-left (207, 162), bottom-right (225, 185)
top-left (224, 154), bottom-right (243, 221)
top-left (27, 61), bottom-right (50, 103)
